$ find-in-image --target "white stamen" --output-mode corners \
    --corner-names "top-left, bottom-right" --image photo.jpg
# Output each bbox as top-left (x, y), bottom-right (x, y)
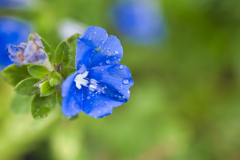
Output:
top-left (74, 71), bottom-right (89, 89)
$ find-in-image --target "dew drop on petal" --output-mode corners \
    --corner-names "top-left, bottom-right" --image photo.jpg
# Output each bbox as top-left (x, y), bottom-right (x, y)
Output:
top-left (128, 91), bottom-right (130, 94)
top-left (119, 65), bottom-right (123, 69)
top-left (123, 78), bottom-right (129, 85)
top-left (115, 51), bottom-right (119, 54)
top-left (101, 69), bottom-right (104, 71)
top-left (122, 96), bottom-right (126, 99)
top-left (87, 96), bottom-right (91, 100)
top-left (106, 59), bottom-right (110, 64)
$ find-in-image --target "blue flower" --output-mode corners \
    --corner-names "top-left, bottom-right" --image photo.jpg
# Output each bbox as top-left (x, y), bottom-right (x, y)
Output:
top-left (61, 26), bottom-right (134, 118)
top-left (110, 0), bottom-right (165, 45)
top-left (6, 33), bottom-right (52, 69)
top-left (0, 0), bottom-right (28, 8)
top-left (0, 17), bottom-right (31, 69)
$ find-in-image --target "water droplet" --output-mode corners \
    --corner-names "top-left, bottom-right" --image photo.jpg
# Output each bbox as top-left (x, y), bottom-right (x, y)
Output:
top-left (118, 59), bottom-right (121, 61)
top-left (122, 96), bottom-right (126, 99)
top-left (123, 79), bottom-right (129, 85)
top-left (92, 94), bottom-right (94, 97)
top-left (87, 96), bottom-right (91, 100)
top-left (114, 57), bottom-right (116, 59)
top-left (119, 65), bottom-right (123, 69)
top-left (94, 31), bottom-right (96, 34)
top-left (128, 91), bottom-right (130, 94)
top-left (101, 69), bottom-right (104, 71)
top-left (106, 59), bottom-right (110, 64)
top-left (119, 96), bottom-right (121, 98)
top-left (89, 91), bottom-right (92, 94)
top-left (102, 40), bottom-right (104, 43)
top-left (115, 51), bottom-right (119, 54)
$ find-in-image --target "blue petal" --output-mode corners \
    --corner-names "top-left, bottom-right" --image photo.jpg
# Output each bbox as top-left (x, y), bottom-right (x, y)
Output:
top-left (81, 87), bottom-right (123, 118)
top-left (0, 17), bottom-right (31, 69)
top-left (62, 92), bottom-right (82, 117)
top-left (61, 71), bottom-right (79, 97)
top-left (79, 26), bottom-right (108, 49)
top-left (6, 43), bottom-right (26, 66)
top-left (76, 27), bottom-right (123, 69)
top-left (61, 71), bottom-right (83, 117)
top-left (76, 26), bottom-right (108, 69)
top-left (80, 64), bottom-right (133, 118)
top-left (89, 64), bottom-right (134, 100)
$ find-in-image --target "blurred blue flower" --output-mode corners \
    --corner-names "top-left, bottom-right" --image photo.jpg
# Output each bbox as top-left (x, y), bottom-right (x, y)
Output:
top-left (6, 33), bottom-right (51, 69)
top-left (0, 0), bottom-right (28, 8)
top-left (0, 17), bottom-right (31, 69)
top-left (110, 0), bottom-right (165, 45)
top-left (61, 26), bottom-right (134, 118)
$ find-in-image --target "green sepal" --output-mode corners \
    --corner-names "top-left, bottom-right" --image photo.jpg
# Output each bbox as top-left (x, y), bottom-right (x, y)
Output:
top-left (60, 66), bottom-right (76, 78)
top-left (56, 91), bottom-right (62, 106)
top-left (67, 33), bottom-right (81, 67)
top-left (48, 71), bottom-right (62, 87)
top-left (14, 77), bottom-right (40, 95)
top-left (31, 94), bottom-right (56, 119)
top-left (28, 65), bottom-right (50, 79)
top-left (11, 94), bottom-right (33, 114)
top-left (40, 80), bottom-right (56, 96)
top-left (40, 37), bottom-right (54, 65)
top-left (55, 41), bottom-right (70, 65)
top-left (2, 64), bottom-right (31, 86)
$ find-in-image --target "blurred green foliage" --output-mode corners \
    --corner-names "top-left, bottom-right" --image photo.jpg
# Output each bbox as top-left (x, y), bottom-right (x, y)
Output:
top-left (1, 0), bottom-right (240, 159)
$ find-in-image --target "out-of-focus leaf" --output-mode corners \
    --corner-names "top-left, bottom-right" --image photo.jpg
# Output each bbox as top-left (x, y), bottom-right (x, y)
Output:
top-left (11, 94), bottom-right (34, 114)
top-left (28, 65), bottom-right (49, 79)
top-left (14, 78), bottom-right (40, 95)
top-left (2, 64), bottom-right (31, 86)
top-left (31, 94), bottom-right (56, 119)
top-left (55, 41), bottom-right (70, 65)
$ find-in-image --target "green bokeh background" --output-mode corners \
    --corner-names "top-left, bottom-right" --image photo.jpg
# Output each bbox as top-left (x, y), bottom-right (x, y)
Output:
top-left (1, 0), bottom-right (240, 159)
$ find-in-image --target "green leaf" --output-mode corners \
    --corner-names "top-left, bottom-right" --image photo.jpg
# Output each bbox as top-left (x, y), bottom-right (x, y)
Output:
top-left (67, 34), bottom-right (81, 67)
top-left (31, 94), bottom-right (56, 119)
top-left (2, 64), bottom-right (31, 86)
top-left (48, 71), bottom-right (62, 87)
top-left (28, 65), bottom-right (49, 79)
top-left (60, 66), bottom-right (76, 78)
top-left (11, 94), bottom-right (34, 114)
top-left (56, 91), bottom-right (62, 106)
top-left (40, 80), bottom-right (56, 96)
top-left (14, 77), bottom-right (40, 95)
top-left (41, 37), bottom-right (54, 65)
top-left (55, 41), bottom-right (70, 65)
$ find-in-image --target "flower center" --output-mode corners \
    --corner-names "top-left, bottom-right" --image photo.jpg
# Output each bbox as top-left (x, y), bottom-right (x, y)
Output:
top-left (74, 71), bottom-right (98, 91)
top-left (74, 71), bottom-right (89, 89)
